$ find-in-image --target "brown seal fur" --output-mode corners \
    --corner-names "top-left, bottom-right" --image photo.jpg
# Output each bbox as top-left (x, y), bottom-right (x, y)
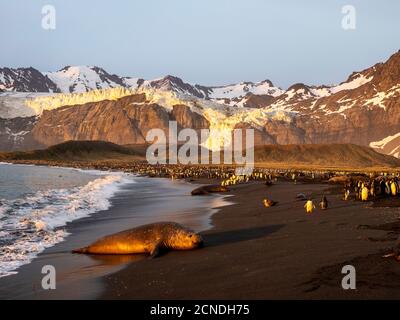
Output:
top-left (191, 185), bottom-right (229, 195)
top-left (72, 222), bottom-right (203, 258)
top-left (263, 199), bottom-right (278, 207)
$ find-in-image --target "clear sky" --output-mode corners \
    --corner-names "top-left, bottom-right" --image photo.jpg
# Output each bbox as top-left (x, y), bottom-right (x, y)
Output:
top-left (0, 0), bottom-right (399, 88)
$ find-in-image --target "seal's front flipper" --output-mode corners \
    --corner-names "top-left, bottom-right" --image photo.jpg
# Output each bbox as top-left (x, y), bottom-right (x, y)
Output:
top-left (72, 246), bottom-right (89, 254)
top-left (149, 245), bottom-right (161, 258)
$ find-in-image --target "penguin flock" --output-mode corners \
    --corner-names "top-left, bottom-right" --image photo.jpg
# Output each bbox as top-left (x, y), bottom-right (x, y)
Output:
top-left (343, 176), bottom-right (400, 202)
top-left (18, 159), bottom-right (400, 217)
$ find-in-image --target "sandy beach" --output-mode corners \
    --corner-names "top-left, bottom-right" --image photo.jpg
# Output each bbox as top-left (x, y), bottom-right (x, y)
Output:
top-left (1, 164), bottom-right (400, 300)
top-left (100, 179), bottom-right (400, 299)
top-left (1, 0), bottom-right (400, 306)
top-left (0, 173), bottom-right (228, 299)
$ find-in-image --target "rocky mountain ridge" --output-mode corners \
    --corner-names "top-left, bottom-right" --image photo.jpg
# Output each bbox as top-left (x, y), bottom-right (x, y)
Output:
top-left (0, 51), bottom-right (399, 159)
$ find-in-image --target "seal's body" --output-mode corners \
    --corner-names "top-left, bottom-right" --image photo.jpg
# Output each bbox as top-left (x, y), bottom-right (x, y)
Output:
top-left (72, 222), bottom-right (203, 257)
top-left (191, 185), bottom-right (229, 195)
top-left (296, 193), bottom-right (307, 201)
top-left (263, 199), bottom-right (277, 207)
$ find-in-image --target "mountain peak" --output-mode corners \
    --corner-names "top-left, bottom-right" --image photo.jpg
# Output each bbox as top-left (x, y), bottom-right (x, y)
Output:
top-left (142, 75), bottom-right (206, 98)
top-left (287, 83), bottom-right (310, 92)
top-left (0, 66), bottom-right (59, 93)
top-left (45, 65), bottom-right (125, 93)
top-left (162, 75), bottom-right (183, 81)
top-left (260, 79), bottom-right (274, 87)
top-left (1, 49), bottom-right (399, 101)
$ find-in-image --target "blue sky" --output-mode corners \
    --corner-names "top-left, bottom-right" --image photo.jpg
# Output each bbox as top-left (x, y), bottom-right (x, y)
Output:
top-left (0, 0), bottom-right (399, 88)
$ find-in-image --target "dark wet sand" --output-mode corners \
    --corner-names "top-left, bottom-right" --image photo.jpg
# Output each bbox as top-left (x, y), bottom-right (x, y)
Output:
top-left (0, 177), bottom-right (228, 300)
top-left (101, 180), bottom-right (400, 299)
top-left (2, 175), bottom-right (400, 300)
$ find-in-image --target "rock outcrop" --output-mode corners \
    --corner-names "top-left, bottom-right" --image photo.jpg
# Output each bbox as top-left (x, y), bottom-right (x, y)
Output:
top-left (31, 94), bottom-right (210, 147)
top-left (1, 51), bottom-right (399, 157)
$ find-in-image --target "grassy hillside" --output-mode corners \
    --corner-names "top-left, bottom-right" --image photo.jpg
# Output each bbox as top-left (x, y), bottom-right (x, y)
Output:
top-left (0, 140), bottom-right (146, 161)
top-left (253, 144), bottom-right (400, 168)
top-left (1, 141), bottom-right (399, 170)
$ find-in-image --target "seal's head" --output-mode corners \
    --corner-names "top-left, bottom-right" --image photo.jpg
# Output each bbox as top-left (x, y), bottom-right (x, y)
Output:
top-left (166, 227), bottom-right (204, 250)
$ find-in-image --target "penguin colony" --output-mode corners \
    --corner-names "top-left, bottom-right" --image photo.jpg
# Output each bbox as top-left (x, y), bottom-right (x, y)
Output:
top-left (25, 160), bottom-right (400, 214)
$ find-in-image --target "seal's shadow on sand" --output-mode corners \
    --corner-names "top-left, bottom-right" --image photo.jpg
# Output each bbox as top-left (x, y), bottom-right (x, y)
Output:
top-left (86, 253), bottom-right (145, 265)
top-left (85, 225), bottom-right (284, 263)
top-left (202, 224), bottom-right (284, 248)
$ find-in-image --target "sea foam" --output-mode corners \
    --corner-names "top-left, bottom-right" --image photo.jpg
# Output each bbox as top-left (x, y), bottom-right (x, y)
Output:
top-left (0, 171), bottom-right (133, 278)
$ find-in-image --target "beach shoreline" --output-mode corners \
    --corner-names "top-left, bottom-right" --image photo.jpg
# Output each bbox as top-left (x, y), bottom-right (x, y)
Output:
top-left (1, 161), bottom-right (400, 299)
top-left (100, 179), bottom-right (400, 299)
top-left (0, 164), bottom-right (230, 299)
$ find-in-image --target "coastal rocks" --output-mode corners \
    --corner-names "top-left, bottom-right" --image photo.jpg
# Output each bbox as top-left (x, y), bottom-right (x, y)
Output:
top-left (191, 185), bottom-right (230, 195)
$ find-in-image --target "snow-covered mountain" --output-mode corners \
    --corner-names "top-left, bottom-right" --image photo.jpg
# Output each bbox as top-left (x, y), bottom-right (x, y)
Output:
top-left (1, 64), bottom-right (380, 111)
top-left (0, 65), bottom-right (285, 102)
top-left (208, 80), bottom-right (284, 99)
top-left (44, 66), bottom-right (127, 93)
top-left (137, 75), bottom-right (207, 98)
top-left (0, 64), bottom-right (372, 104)
top-left (1, 50), bottom-right (400, 157)
top-left (0, 67), bottom-right (60, 93)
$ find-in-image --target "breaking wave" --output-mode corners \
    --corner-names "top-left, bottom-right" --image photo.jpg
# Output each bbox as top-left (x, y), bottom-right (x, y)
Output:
top-left (0, 171), bottom-right (133, 278)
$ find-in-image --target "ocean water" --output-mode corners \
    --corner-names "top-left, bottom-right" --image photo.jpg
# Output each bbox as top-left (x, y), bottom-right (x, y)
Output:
top-left (0, 163), bottom-right (227, 283)
top-left (0, 163), bottom-right (133, 278)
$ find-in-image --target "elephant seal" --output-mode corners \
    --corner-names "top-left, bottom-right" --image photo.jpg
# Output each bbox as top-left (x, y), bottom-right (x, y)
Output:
top-left (72, 222), bottom-right (203, 258)
top-left (263, 199), bottom-right (278, 207)
top-left (328, 176), bottom-right (350, 184)
top-left (296, 193), bottom-right (307, 201)
top-left (191, 184), bottom-right (229, 195)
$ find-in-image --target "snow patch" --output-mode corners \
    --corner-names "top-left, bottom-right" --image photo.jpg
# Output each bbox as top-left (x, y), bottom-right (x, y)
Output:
top-left (364, 85), bottom-right (400, 110)
top-left (208, 81), bottom-right (284, 100)
top-left (45, 66), bottom-right (122, 93)
top-left (370, 132), bottom-right (400, 149)
top-left (330, 74), bottom-right (373, 94)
